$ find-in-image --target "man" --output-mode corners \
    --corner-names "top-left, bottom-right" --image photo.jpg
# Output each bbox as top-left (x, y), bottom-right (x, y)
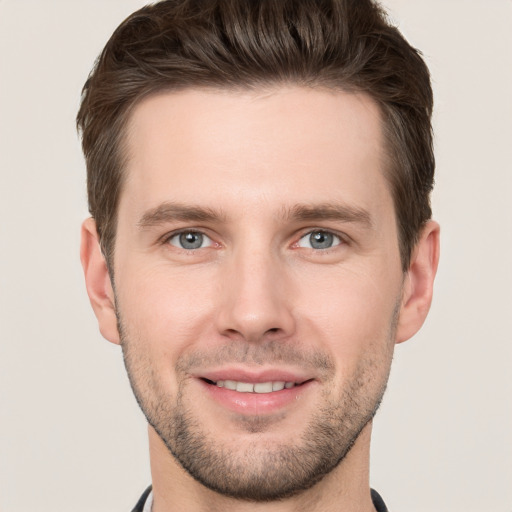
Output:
top-left (77, 0), bottom-right (439, 510)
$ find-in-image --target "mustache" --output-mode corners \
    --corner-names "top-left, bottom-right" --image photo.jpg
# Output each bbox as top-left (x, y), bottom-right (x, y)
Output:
top-left (175, 340), bottom-right (336, 377)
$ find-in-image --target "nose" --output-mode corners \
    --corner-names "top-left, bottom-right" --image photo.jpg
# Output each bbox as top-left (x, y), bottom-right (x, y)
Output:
top-left (215, 245), bottom-right (296, 343)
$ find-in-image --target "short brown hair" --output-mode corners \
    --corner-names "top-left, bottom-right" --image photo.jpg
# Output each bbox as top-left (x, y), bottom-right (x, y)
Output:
top-left (77, 0), bottom-right (434, 271)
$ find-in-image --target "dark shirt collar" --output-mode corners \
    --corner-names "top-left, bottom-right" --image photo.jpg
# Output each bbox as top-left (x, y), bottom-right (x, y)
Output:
top-left (371, 488), bottom-right (389, 512)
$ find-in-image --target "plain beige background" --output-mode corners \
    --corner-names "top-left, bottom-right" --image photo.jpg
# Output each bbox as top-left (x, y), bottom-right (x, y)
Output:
top-left (0, 1), bottom-right (511, 511)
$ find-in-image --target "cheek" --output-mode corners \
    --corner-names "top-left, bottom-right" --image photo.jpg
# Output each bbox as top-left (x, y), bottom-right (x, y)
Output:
top-left (115, 263), bottom-right (219, 367)
top-left (293, 264), bottom-right (400, 359)
top-left (297, 274), bottom-right (398, 403)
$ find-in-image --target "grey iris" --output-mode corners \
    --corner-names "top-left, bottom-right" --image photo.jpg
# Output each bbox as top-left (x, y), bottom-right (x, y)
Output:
top-left (310, 231), bottom-right (334, 249)
top-left (180, 232), bottom-right (203, 249)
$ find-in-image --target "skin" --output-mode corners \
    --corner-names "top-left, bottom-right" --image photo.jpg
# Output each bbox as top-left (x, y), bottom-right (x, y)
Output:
top-left (81, 87), bottom-right (439, 512)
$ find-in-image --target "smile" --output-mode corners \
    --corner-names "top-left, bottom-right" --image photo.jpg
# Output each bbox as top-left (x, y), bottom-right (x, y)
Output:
top-left (212, 380), bottom-right (299, 393)
top-left (198, 375), bottom-right (316, 414)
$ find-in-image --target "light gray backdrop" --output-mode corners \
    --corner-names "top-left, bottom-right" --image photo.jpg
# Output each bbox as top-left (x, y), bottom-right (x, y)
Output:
top-left (0, 1), bottom-right (511, 511)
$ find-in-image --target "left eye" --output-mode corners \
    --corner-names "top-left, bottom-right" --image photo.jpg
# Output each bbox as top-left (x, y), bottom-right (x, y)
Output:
top-left (297, 230), bottom-right (342, 250)
top-left (168, 231), bottom-right (213, 250)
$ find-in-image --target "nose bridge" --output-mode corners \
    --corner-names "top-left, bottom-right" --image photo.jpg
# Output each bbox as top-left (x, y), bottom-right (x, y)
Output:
top-left (216, 236), bottom-right (294, 342)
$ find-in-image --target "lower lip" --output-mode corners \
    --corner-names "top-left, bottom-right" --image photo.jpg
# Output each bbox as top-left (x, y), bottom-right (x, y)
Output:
top-left (199, 379), bottom-right (315, 415)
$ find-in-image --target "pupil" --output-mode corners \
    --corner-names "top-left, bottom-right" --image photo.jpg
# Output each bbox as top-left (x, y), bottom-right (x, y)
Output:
top-left (310, 231), bottom-right (333, 249)
top-left (180, 232), bottom-right (202, 249)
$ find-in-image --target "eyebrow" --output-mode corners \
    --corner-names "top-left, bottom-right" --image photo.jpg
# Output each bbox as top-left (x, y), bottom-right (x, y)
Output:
top-left (281, 203), bottom-right (373, 229)
top-left (138, 202), bottom-right (226, 229)
top-left (137, 201), bottom-right (373, 229)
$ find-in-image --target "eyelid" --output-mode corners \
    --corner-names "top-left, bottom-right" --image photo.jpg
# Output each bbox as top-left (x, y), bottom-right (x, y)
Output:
top-left (158, 227), bottom-right (349, 251)
top-left (162, 228), bottom-right (216, 249)
top-left (294, 228), bottom-right (348, 249)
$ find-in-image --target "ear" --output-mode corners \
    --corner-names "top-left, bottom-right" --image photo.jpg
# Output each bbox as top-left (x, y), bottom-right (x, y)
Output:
top-left (395, 220), bottom-right (440, 344)
top-left (80, 218), bottom-right (120, 345)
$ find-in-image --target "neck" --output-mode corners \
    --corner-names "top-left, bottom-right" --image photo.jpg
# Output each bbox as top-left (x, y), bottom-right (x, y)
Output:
top-left (148, 423), bottom-right (376, 512)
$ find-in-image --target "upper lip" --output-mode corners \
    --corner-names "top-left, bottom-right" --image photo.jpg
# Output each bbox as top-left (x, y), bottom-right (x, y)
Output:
top-left (193, 367), bottom-right (314, 385)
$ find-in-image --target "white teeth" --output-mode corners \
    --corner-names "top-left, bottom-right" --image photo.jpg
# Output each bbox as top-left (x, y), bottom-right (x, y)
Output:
top-left (214, 380), bottom-right (296, 393)
top-left (254, 382), bottom-right (273, 393)
top-left (223, 380), bottom-right (237, 390)
top-left (236, 382), bottom-right (254, 393)
top-left (272, 381), bottom-right (286, 391)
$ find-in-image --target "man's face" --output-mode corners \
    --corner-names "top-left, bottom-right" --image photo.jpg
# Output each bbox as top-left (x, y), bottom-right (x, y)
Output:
top-left (113, 87), bottom-right (404, 500)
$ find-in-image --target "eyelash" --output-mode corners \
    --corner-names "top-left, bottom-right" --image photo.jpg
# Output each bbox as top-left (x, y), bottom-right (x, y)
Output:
top-left (163, 230), bottom-right (215, 250)
top-left (161, 228), bottom-right (348, 252)
top-left (294, 229), bottom-right (346, 251)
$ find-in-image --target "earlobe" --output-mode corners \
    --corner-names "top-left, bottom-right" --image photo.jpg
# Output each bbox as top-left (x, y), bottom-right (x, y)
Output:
top-left (80, 218), bottom-right (120, 345)
top-left (395, 220), bottom-right (440, 344)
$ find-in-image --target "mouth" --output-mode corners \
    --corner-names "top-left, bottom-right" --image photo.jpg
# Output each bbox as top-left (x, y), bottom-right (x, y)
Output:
top-left (201, 378), bottom-right (310, 394)
top-left (195, 369), bottom-right (317, 415)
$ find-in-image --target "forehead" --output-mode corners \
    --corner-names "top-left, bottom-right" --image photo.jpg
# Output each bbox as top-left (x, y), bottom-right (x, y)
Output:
top-left (121, 86), bottom-right (390, 221)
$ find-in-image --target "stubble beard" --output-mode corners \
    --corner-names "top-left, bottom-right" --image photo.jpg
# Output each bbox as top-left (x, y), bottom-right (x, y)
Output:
top-left (118, 314), bottom-right (396, 502)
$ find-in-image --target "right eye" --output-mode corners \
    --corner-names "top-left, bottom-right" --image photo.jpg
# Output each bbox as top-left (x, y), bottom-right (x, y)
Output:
top-left (167, 231), bottom-right (213, 250)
